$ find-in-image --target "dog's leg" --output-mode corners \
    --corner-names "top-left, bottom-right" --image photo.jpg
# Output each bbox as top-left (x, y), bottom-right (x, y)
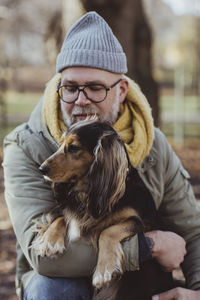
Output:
top-left (32, 216), bottom-right (67, 257)
top-left (92, 215), bottom-right (143, 289)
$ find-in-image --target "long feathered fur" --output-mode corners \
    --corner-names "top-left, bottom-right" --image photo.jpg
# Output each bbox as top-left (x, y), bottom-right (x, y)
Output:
top-left (87, 130), bottom-right (128, 218)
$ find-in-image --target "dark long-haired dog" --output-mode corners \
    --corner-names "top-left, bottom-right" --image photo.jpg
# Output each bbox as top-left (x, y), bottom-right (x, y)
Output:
top-left (33, 120), bottom-right (174, 300)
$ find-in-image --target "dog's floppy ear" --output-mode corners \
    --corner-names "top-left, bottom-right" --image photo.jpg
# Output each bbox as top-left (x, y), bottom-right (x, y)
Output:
top-left (86, 132), bottom-right (128, 219)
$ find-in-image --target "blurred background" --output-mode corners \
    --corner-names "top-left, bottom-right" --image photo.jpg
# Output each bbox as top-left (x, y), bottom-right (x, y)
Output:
top-left (0, 0), bottom-right (200, 299)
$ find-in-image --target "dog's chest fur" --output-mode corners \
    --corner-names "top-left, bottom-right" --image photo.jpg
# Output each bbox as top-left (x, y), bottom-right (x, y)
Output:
top-left (67, 217), bottom-right (81, 242)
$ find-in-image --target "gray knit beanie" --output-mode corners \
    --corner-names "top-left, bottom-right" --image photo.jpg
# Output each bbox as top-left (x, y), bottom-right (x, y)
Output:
top-left (56, 11), bottom-right (127, 74)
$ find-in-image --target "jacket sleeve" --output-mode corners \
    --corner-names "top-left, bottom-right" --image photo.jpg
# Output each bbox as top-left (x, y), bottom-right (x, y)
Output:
top-left (3, 135), bottom-right (97, 278)
top-left (158, 132), bottom-right (200, 290)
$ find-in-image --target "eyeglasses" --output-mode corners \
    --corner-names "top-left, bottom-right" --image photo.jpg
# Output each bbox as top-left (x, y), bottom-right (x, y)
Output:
top-left (57, 78), bottom-right (122, 104)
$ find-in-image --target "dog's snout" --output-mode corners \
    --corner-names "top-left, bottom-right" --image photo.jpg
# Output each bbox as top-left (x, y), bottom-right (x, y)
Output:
top-left (39, 165), bottom-right (50, 175)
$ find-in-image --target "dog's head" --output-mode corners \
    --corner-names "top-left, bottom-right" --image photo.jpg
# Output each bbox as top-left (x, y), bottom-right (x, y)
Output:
top-left (40, 120), bottom-right (129, 218)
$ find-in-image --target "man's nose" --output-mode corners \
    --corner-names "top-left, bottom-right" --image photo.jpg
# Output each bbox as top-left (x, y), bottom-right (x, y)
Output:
top-left (75, 91), bottom-right (91, 105)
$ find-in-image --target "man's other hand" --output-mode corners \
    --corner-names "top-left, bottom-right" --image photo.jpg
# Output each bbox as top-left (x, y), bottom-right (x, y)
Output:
top-left (152, 287), bottom-right (200, 299)
top-left (145, 230), bottom-right (186, 272)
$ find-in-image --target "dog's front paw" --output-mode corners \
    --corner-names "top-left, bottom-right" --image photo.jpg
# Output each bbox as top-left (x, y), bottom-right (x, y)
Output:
top-left (32, 232), bottom-right (66, 257)
top-left (32, 216), bottom-right (67, 258)
top-left (92, 243), bottom-right (124, 288)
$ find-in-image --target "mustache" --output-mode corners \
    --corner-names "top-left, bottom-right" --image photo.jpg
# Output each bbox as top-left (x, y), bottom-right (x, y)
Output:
top-left (72, 107), bottom-right (98, 115)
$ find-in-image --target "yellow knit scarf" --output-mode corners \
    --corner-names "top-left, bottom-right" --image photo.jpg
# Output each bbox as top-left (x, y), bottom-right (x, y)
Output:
top-left (42, 73), bottom-right (154, 167)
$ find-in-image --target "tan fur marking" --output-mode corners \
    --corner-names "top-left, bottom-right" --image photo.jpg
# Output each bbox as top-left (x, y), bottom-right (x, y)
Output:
top-left (59, 134), bottom-right (65, 145)
top-left (65, 133), bottom-right (80, 147)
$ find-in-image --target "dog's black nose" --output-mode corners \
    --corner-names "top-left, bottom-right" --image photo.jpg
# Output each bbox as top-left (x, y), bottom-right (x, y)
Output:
top-left (39, 165), bottom-right (50, 175)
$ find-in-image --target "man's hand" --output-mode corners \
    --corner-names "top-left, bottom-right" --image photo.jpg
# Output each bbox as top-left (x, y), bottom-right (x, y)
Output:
top-left (145, 230), bottom-right (186, 272)
top-left (152, 287), bottom-right (200, 299)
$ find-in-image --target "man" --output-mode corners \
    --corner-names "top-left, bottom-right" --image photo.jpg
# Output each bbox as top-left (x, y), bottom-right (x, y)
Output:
top-left (3, 11), bottom-right (200, 300)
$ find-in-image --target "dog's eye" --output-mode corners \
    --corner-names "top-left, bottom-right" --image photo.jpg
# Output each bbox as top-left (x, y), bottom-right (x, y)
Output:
top-left (68, 144), bottom-right (81, 153)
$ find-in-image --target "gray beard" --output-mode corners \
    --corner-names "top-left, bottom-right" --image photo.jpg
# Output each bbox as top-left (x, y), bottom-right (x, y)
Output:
top-left (61, 90), bottom-right (121, 127)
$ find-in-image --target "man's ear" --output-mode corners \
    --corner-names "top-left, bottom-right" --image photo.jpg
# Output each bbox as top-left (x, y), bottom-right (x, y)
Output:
top-left (119, 78), bottom-right (129, 103)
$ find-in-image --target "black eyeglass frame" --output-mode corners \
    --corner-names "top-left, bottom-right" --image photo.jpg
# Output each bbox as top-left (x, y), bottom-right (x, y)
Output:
top-left (56, 78), bottom-right (123, 104)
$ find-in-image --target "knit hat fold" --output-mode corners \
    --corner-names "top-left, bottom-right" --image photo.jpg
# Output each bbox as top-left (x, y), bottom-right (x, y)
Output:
top-left (56, 11), bottom-right (127, 74)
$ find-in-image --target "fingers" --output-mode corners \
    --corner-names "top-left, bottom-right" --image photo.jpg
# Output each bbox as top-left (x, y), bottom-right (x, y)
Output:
top-left (152, 287), bottom-right (198, 300)
top-left (152, 288), bottom-right (177, 299)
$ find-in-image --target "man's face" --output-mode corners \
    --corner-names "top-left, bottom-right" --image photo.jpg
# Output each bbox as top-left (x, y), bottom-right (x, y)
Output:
top-left (60, 67), bottom-right (128, 127)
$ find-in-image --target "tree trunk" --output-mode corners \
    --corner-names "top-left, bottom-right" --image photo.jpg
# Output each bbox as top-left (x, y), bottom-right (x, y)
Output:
top-left (81, 0), bottom-right (159, 125)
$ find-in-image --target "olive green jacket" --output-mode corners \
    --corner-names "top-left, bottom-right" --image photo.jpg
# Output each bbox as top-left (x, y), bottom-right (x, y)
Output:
top-left (3, 98), bottom-right (200, 299)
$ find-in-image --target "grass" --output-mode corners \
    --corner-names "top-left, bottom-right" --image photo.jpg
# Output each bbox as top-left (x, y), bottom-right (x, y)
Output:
top-left (161, 123), bottom-right (200, 138)
top-left (0, 91), bottom-right (42, 145)
top-left (160, 93), bottom-right (200, 112)
top-left (159, 92), bottom-right (200, 139)
top-left (5, 91), bottom-right (42, 114)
